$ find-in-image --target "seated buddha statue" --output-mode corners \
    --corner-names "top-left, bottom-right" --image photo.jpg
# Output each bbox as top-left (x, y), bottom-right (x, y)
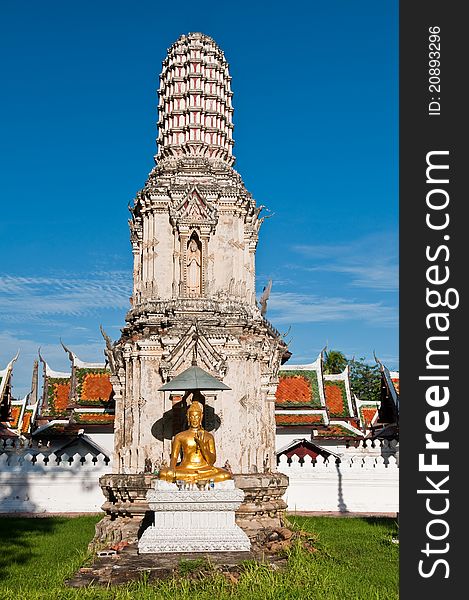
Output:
top-left (158, 399), bottom-right (231, 483)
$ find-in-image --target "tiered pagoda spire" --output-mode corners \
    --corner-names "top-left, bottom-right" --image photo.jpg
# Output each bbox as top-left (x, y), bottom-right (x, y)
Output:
top-left (156, 33), bottom-right (235, 165)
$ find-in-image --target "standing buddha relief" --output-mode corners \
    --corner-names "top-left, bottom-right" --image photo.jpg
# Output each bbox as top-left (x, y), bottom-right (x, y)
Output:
top-left (169, 188), bottom-right (220, 299)
top-left (186, 234), bottom-right (202, 297)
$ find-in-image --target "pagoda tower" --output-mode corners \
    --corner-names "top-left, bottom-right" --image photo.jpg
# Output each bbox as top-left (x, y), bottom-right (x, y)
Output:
top-left (109, 33), bottom-right (288, 477)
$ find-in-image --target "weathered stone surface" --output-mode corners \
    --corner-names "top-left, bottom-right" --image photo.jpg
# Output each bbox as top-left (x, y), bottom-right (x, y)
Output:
top-left (232, 473), bottom-right (289, 537)
top-left (67, 545), bottom-right (286, 588)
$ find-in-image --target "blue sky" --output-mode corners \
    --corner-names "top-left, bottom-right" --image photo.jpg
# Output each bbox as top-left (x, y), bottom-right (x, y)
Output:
top-left (0, 0), bottom-right (398, 397)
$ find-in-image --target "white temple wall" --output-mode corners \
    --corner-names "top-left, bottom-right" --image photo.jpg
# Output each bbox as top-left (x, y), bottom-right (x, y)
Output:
top-left (277, 441), bottom-right (399, 514)
top-left (84, 432), bottom-right (114, 456)
top-left (0, 450), bottom-right (112, 514)
top-left (0, 436), bottom-right (398, 514)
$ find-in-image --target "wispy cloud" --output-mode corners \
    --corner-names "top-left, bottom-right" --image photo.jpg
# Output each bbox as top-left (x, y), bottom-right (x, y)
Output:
top-left (292, 232), bottom-right (398, 292)
top-left (0, 272), bottom-right (132, 323)
top-left (269, 291), bottom-right (397, 326)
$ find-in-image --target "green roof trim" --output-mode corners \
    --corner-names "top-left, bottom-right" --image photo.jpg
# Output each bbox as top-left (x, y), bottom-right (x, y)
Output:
top-left (275, 413), bottom-right (326, 426)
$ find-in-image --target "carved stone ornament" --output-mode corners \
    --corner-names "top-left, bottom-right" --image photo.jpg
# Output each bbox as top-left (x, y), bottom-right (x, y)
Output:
top-left (170, 187), bottom-right (218, 232)
top-left (159, 323), bottom-right (227, 382)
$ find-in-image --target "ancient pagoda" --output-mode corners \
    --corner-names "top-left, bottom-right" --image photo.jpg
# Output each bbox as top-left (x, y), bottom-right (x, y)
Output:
top-left (99, 33), bottom-right (288, 542)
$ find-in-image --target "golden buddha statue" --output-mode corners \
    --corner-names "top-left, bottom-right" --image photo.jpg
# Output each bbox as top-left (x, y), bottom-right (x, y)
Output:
top-left (158, 399), bottom-right (231, 483)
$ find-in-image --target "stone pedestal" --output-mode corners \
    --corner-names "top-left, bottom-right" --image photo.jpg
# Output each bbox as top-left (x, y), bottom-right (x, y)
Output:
top-left (90, 471), bottom-right (288, 551)
top-left (233, 473), bottom-right (289, 535)
top-left (138, 479), bottom-right (250, 553)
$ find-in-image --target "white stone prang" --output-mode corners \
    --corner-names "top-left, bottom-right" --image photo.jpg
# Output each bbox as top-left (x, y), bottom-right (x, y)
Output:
top-left (111, 32), bottom-right (288, 477)
top-left (138, 479), bottom-right (251, 553)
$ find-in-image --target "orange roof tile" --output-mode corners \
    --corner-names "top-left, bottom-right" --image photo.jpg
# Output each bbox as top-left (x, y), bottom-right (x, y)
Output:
top-left (315, 424), bottom-right (362, 438)
top-left (21, 411), bottom-right (32, 434)
top-left (80, 373), bottom-right (113, 402)
top-left (360, 406), bottom-right (378, 427)
top-left (74, 412), bottom-right (115, 424)
top-left (276, 376), bottom-right (311, 403)
top-left (52, 382), bottom-right (71, 412)
top-left (9, 405), bottom-right (21, 428)
top-left (275, 413), bottom-right (325, 426)
top-left (324, 382), bottom-right (348, 417)
top-left (275, 371), bottom-right (321, 408)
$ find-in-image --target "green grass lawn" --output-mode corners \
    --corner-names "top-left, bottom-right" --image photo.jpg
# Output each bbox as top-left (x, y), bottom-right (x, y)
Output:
top-left (0, 515), bottom-right (398, 600)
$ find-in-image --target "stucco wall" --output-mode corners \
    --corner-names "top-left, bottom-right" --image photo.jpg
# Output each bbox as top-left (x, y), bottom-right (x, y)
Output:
top-left (277, 441), bottom-right (399, 514)
top-left (0, 438), bottom-right (112, 513)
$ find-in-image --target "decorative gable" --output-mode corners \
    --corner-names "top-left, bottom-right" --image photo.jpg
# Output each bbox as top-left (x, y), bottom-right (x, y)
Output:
top-left (159, 323), bottom-right (227, 382)
top-left (358, 404), bottom-right (379, 429)
top-left (170, 187), bottom-right (218, 231)
top-left (323, 366), bottom-right (354, 418)
top-left (44, 365), bottom-right (72, 416)
top-left (0, 353), bottom-right (18, 423)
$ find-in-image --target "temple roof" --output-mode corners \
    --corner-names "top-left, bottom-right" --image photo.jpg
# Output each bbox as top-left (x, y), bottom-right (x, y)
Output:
top-left (0, 354), bottom-right (26, 438)
top-left (276, 354), bottom-right (325, 409)
top-left (276, 438), bottom-right (340, 461)
top-left (372, 357), bottom-right (399, 433)
top-left (324, 366), bottom-right (354, 418)
top-left (33, 345), bottom-right (115, 436)
top-left (275, 351), bottom-right (396, 440)
top-left (276, 411), bottom-right (327, 427)
top-left (0, 353), bottom-right (18, 422)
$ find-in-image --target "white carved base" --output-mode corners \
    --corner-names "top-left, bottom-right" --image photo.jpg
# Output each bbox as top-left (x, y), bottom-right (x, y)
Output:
top-left (138, 480), bottom-right (251, 553)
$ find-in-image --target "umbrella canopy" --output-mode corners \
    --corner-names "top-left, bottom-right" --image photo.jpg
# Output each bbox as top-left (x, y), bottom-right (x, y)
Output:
top-left (159, 365), bottom-right (231, 392)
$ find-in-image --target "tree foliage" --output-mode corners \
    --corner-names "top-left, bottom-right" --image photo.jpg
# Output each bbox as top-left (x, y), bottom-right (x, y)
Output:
top-left (323, 349), bottom-right (381, 403)
top-left (349, 357), bottom-right (381, 404)
top-left (323, 350), bottom-right (348, 375)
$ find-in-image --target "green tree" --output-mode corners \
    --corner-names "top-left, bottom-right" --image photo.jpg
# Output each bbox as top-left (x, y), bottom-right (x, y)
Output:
top-left (349, 357), bottom-right (381, 404)
top-left (323, 349), bottom-right (348, 374)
